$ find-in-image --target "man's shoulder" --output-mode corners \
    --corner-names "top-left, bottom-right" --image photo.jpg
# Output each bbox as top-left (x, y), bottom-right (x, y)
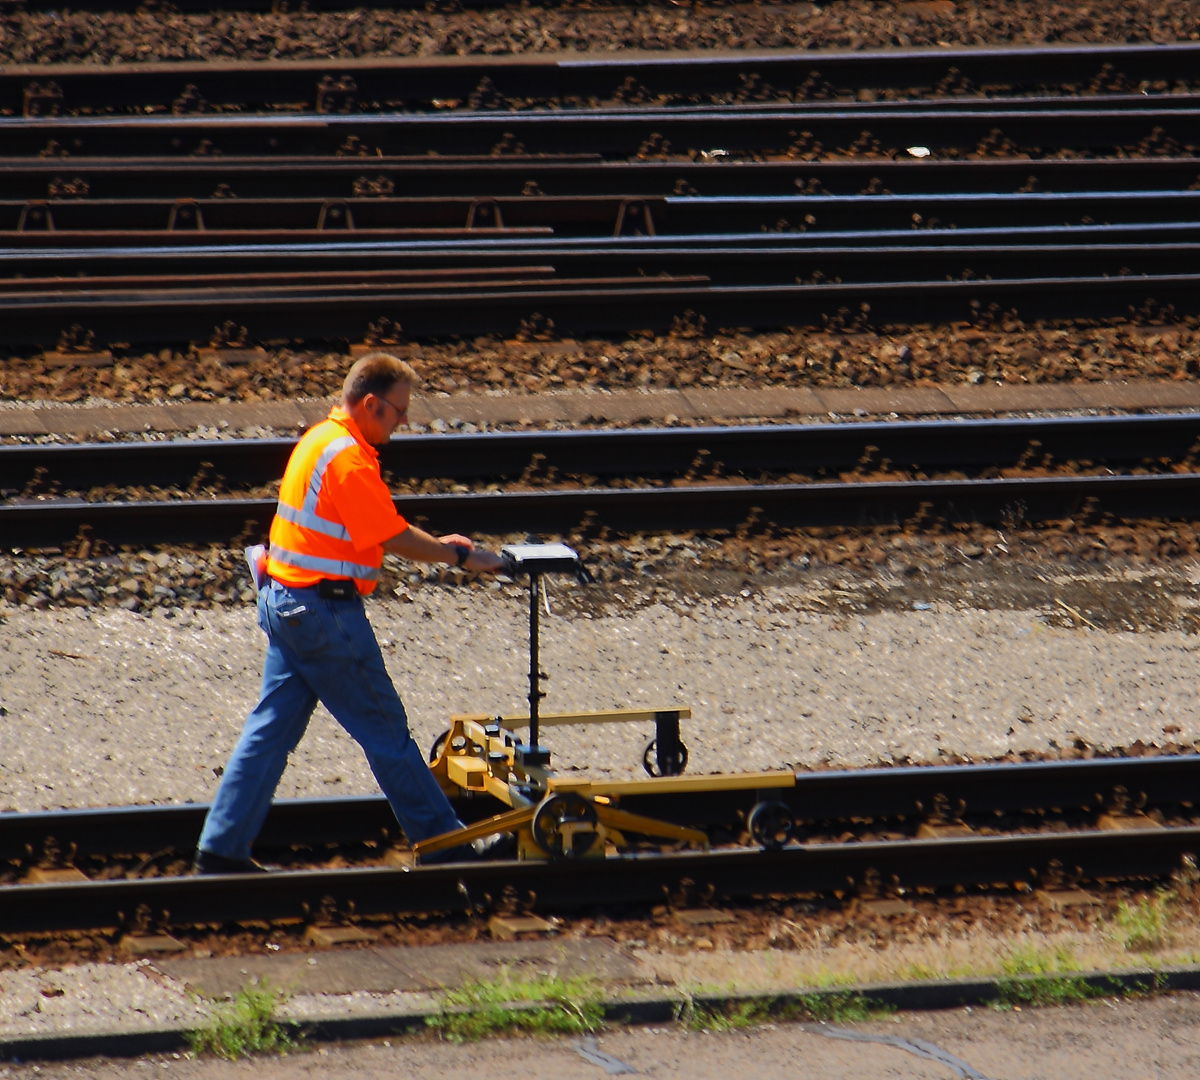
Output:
top-left (285, 420), bottom-right (375, 481)
top-left (327, 433), bottom-right (380, 480)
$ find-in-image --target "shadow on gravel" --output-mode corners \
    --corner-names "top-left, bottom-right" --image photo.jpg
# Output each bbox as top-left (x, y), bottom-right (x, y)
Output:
top-left (550, 562), bottom-right (1195, 635)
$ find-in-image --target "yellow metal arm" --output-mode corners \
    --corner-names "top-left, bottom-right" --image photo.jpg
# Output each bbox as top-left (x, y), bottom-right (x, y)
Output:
top-left (594, 805), bottom-right (710, 850)
top-left (412, 805), bottom-right (535, 860)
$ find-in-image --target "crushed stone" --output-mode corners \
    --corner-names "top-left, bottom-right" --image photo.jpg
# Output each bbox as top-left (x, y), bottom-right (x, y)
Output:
top-left (1, 578), bottom-right (1197, 814)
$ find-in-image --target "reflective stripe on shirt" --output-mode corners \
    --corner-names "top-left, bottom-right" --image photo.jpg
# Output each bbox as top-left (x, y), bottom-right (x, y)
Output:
top-left (268, 544), bottom-right (381, 582)
top-left (273, 500), bottom-right (350, 541)
top-left (274, 434), bottom-right (358, 541)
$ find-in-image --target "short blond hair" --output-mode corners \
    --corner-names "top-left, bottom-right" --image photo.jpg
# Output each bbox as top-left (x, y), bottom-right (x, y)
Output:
top-left (342, 352), bottom-right (418, 405)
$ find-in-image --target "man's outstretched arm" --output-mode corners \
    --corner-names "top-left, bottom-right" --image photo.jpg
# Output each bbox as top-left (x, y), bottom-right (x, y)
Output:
top-left (384, 525), bottom-right (504, 573)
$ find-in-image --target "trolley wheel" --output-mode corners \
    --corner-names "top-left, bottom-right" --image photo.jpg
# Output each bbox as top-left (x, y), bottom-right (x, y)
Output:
top-left (530, 792), bottom-right (600, 859)
top-left (642, 736), bottom-right (689, 778)
top-left (747, 800), bottom-right (795, 850)
top-left (428, 729), bottom-right (451, 764)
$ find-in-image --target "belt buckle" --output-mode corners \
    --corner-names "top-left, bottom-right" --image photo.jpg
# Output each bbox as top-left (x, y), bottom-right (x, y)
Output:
top-left (318, 579), bottom-right (356, 600)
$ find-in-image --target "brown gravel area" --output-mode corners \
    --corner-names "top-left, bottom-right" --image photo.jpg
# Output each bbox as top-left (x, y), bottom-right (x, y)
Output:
top-left (4, 322), bottom-right (1198, 407)
top-left (7, 872), bottom-right (1200, 971)
top-left (3, 1), bottom-right (1200, 66)
top-left (5, 514), bottom-right (1200, 619)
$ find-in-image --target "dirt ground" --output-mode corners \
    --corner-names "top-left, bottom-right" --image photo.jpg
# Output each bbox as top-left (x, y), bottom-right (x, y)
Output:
top-left (1, 994), bottom-right (1198, 1080)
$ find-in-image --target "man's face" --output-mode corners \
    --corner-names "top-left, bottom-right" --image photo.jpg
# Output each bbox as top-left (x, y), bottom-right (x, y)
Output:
top-left (362, 381), bottom-right (411, 445)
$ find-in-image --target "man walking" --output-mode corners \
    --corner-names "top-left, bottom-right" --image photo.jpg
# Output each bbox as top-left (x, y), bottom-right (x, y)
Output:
top-left (195, 352), bottom-right (503, 873)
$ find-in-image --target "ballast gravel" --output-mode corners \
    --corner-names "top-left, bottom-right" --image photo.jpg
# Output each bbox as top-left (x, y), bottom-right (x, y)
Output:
top-left (0, 960), bottom-right (208, 1038)
top-left (0, 579), bottom-right (1197, 815)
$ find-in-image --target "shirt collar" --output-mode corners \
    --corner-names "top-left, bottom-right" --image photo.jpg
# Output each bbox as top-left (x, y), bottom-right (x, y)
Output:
top-left (327, 405), bottom-right (379, 459)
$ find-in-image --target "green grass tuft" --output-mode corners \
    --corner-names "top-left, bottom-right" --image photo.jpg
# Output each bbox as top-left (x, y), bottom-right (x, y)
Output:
top-left (990, 973), bottom-right (1106, 1010)
top-left (1113, 890), bottom-right (1175, 952)
top-left (1000, 942), bottom-right (1079, 977)
top-left (990, 943), bottom-right (1103, 1009)
top-left (680, 990), bottom-right (888, 1031)
top-left (680, 996), bottom-right (772, 1032)
top-left (187, 978), bottom-right (296, 1060)
top-left (426, 969), bottom-right (604, 1043)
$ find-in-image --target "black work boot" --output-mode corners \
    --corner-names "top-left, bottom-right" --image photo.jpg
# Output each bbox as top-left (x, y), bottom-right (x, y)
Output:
top-left (193, 849), bottom-right (268, 875)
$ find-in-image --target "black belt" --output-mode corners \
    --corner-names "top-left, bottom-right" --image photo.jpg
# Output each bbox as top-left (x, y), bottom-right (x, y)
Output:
top-left (270, 577), bottom-right (359, 600)
top-left (317, 579), bottom-right (359, 600)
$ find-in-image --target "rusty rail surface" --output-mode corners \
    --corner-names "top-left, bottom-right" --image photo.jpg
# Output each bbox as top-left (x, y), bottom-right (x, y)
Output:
top-left (2, 754), bottom-right (1198, 933)
top-left (1, 828), bottom-right (1195, 934)
top-left (5, 42), bottom-right (1200, 115)
top-left (5, 104), bottom-right (1198, 159)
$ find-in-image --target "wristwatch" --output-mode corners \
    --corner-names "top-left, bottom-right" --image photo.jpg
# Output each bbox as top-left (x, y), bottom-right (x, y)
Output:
top-left (453, 543), bottom-right (470, 568)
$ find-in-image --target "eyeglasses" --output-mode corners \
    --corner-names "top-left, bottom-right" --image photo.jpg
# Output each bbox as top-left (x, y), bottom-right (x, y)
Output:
top-left (377, 394), bottom-right (408, 422)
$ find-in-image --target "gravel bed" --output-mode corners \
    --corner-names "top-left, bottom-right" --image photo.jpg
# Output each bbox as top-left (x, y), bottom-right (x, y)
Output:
top-left (2, 571), bottom-right (1198, 815)
top-left (4, 324), bottom-right (1196, 409)
top-left (0, 960), bottom-right (207, 1037)
top-left (279, 988), bottom-right (434, 1021)
top-left (2, 1), bottom-right (1198, 66)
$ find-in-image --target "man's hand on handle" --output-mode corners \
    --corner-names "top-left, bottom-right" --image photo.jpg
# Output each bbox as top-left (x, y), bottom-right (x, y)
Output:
top-left (382, 523), bottom-right (503, 571)
top-left (437, 533), bottom-right (504, 573)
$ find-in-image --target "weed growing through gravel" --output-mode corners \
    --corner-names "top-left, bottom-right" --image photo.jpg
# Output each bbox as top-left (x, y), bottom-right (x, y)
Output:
top-left (990, 973), bottom-right (1106, 1010)
top-left (187, 978), bottom-right (296, 1060)
top-left (679, 990), bottom-right (886, 1031)
top-left (988, 943), bottom-right (1105, 1010)
top-left (901, 963), bottom-right (943, 982)
top-left (678, 995), bottom-right (772, 1032)
top-left (990, 943), bottom-right (1173, 1010)
top-left (1113, 890), bottom-right (1176, 952)
top-left (1000, 942), bottom-right (1080, 977)
top-left (426, 970), bottom-right (603, 1043)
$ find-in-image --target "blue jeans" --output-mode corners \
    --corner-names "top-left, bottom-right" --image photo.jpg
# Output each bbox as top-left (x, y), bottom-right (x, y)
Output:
top-left (198, 582), bottom-right (462, 861)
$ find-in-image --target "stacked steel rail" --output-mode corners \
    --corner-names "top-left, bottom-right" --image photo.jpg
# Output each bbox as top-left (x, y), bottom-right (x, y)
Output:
top-left (3, 43), bottom-right (1200, 347)
top-left (5, 413), bottom-right (1200, 547)
top-left (2, 753), bottom-right (1198, 933)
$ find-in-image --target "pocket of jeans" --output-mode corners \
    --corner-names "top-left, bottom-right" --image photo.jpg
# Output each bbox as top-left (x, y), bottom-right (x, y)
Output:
top-left (274, 601), bottom-right (331, 658)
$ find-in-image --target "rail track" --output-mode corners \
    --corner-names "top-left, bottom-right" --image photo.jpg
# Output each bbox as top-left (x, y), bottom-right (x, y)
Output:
top-left (7, 104), bottom-right (1197, 160)
top-left (5, 22), bottom-right (1200, 983)
top-left (6, 269), bottom-right (1200, 347)
top-left (8, 191), bottom-right (1200, 239)
top-left (5, 413), bottom-right (1200, 548)
top-left (2, 753), bottom-right (1197, 934)
top-left (6, 156), bottom-right (1200, 201)
top-left (5, 44), bottom-right (1200, 117)
top-left (4, 43), bottom-right (1200, 346)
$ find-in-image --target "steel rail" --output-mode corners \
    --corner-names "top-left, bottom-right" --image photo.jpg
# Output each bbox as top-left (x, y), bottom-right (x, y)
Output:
top-left (5, 271), bottom-right (1200, 348)
top-left (6, 156), bottom-right (1200, 201)
top-left (1, 826), bottom-right (1195, 934)
top-left (5, 413), bottom-right (1199, 496)
top-left (6, 241), bottom-right (1200, 292)
top-left (0, 193), bottom-right (666, 235)
top-left (0, 263), bottom-right (563, 293)
top-left (7, 190), bottom-right (1200, 239)
top-left (0, 265), bottom-right (564, 292)
top-left (5, 104), bottom-right (1198, 159)
top-left (17, 91), bottom-right (1200, 121)
top-left (12, 221), bottom-right (1200, 283)
top-left (4, 43), bottom-right (1200, 115)
top-left (5, 753), bottom-right (1200, 863)
top-left (0, 274), bottom-right (710, 299)
top-left (6, 471), bottom-right (1200, 549)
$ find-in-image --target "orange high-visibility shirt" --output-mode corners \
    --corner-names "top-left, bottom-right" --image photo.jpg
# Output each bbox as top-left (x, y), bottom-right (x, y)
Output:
top-left (266, 406), bottom-right (408, 595)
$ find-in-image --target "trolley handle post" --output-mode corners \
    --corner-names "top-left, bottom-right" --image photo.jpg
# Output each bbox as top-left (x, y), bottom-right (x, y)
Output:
top-left (500, 542), bottom-right (587, 755)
